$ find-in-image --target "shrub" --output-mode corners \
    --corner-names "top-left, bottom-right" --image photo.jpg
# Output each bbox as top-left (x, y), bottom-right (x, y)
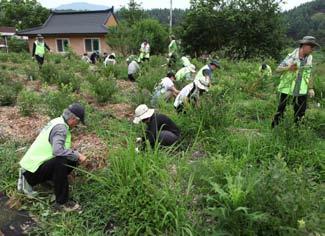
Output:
top-left (17, 89), bottom-right (41, 116)
top-left (0, 73), bottom-right (23, 106)
top-left (40, 63), bottom-right (59, 84)
top-left (43, 84), bottom-right (75, 118)
top-left (91, 76), bottom-right (117, 103)
top-left (7, 38), bottom-right (29, 53)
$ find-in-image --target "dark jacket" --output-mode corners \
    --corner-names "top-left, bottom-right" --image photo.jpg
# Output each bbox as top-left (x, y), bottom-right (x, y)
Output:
top-left (144, 113), bottom-right (180, 147)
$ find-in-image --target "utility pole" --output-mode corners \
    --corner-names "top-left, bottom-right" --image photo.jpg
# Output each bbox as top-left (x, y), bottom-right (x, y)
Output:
top-left (169, 0), bottom-right (173, 34)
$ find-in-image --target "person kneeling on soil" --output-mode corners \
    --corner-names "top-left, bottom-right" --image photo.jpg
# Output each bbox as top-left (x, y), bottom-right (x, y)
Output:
top-left (18, 103), bottom-right (87, 212)
top-left (174, 77), bottom-right (209, 113)
top-left (151, 72), bottom-right (179, 107)
top-left (133, 104), bottom-right (180, 149)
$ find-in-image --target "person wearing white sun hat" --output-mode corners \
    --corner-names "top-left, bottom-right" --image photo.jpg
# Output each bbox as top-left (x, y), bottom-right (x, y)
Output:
top-left (133, 104), bottom-right (180, 149)
top-left (174, 76), bottom-right (210, 113)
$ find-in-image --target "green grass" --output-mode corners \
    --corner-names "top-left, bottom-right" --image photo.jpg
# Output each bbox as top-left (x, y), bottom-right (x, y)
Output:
top-left (0, 51), bottom-right (324, 235)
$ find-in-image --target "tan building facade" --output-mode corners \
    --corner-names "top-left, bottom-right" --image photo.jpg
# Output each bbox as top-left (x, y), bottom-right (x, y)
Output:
top-left (18, 8), bottom-right (117, 56)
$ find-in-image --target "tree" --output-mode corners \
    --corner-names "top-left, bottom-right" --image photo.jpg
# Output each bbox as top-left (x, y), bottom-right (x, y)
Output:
top-left (117, 0), bottom-right (148, 25)
top-left (181, 0), bottom-right (286, 59)
top-left (0, 0), bottom-right (50, 30)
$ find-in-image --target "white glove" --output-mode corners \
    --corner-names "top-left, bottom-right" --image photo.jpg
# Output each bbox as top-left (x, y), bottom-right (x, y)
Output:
top-left (135, 147), bottom-right (140, 153)
top-left (136, 137), bottom-right (142, 143)
top-left (308, 89), bottom-right (315, 98)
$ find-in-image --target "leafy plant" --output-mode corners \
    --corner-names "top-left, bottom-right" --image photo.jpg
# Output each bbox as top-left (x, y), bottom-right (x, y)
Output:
top-left (17, 89), bottom-right (41, 116)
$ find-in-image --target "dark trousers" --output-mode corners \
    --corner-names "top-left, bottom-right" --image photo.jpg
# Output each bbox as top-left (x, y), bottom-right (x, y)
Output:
top-left (128, 74), bottom-right (135, 82)
top-left (158, 130), bottom-right (180, 146)
top-left (35, 55), bottom-right (44, 67)
top-left (272, 93), bottom-right (307, 128)
top-left (23, 157), bottom-right (77, 204)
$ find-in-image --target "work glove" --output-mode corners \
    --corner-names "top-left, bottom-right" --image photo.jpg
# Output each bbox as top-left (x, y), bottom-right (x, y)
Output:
top-left (136, 137), bottom-right (142, 143)
top-left (308, 89), bottom-right (315, 98)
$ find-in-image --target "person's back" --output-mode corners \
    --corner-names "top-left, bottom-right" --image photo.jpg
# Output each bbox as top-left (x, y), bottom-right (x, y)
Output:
top-left (146, 113), bottom-right (180, 147)
top-left (174, 82), bottom-right (195, 109)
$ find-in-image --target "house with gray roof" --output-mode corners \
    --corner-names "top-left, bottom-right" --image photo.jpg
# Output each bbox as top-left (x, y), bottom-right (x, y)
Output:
top-left (17, 8), bottom-right (117, 55)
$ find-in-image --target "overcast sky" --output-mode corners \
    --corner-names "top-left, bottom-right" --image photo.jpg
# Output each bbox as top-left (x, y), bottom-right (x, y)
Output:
top-left (38, 0), bottom-right (313, 11)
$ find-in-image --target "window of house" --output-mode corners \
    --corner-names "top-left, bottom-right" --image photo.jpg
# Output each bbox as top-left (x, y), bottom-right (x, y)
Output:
top-left (56, 39), bottom-right (69, 52)
top-left (85, 38), bottom-right (100, 52)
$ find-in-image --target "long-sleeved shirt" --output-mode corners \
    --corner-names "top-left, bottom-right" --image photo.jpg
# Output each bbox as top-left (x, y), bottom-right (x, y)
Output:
top-left (49, 124), bottom-right (80, 162)
top-left (32, 42), bottom-right (50, 57)
top-left (144, 113), bottom-right (180, 147)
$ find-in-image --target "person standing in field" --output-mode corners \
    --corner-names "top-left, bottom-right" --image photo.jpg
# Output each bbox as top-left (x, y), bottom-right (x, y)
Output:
top-left (18, 103), bottom-right (87, 212)
top-left (168, 35), bottom-right (179, 68)
top-left (139, 39), bottom-right (150, 62)
top-left (32, 34), bottom-right (50, 68)
top-left (271, 36), bottom-right (319, 128)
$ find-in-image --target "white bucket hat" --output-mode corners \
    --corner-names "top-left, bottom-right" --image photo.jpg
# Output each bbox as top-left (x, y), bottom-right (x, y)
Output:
top-left (133, 104), bottom-right (155, 124)
top-left (187, 64), bottom-right (196, 73)
top-left (195, 77), bottom-right (209, 91)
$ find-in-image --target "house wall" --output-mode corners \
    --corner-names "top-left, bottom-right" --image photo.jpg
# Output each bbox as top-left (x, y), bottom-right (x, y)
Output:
top-left (28, 35), bottom-right (111, 56)
top-left (105, 15), bottom-right (118, 27)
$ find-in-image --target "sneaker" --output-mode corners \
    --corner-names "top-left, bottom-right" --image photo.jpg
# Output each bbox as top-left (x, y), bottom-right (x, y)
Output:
top-left (53, 201), bottom-right (82, 213)
top-left (17, 168), bottom-right (37, 197)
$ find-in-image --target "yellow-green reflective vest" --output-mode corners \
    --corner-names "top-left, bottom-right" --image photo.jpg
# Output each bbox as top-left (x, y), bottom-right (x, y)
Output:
top-left (35, 41), bottom-right (45, 57)
top-left (176, 67), bottom-right (191, 81)
top-left (168, 40), bottom-right (178, 56)
top-left (278, 62), bottom-right (312, 96)
top-left (20, 117), bottom-right (71, 173)
top-left (259, 65), bottom-right (272, 78)
top-left (195, 65), bottom-right (210, 82)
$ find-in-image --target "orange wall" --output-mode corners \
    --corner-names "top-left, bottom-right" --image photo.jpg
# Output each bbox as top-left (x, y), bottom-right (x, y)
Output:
top-left (105, 15), bottom-right (118, 27)
top-left (28, 35), bottom-right (111, 56)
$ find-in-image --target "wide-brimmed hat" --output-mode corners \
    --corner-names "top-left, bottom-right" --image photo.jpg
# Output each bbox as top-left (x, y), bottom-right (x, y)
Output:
top-left (195, 77), bottom-right (209, 91)
top-left (133, 104), bottom-right (154, 124)
top-left (36, 34), bottom-right (44, 39)
top-left (298, 36), bottom-right (320, 48)
top-left (187, 64), bottom-right (196, 73)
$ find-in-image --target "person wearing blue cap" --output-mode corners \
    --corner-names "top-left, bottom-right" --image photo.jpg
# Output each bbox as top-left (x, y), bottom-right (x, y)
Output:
top-left (194, 60), bottom-right (221, 85)
top-left (18, 103), bottom-right (87, 212)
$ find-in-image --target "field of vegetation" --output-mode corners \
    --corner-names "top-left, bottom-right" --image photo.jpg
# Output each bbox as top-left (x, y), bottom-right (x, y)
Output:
top-left (0, 48), bottom-right (324, 235)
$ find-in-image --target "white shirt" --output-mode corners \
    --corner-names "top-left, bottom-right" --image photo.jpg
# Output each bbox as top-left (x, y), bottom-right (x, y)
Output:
top-left (128, 60), bottom-right (140, 75)
top-left (104, 57), bottom-right (116, 66)
top-left (159, 77), bottom-right (174, 94)
top-left (140, 43), bottom-right (150, 53)
top-left (174, 82), bottom-right (197, 108)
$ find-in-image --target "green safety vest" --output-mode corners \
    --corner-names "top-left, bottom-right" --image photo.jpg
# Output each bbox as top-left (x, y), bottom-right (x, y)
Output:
top-left (35, 41), bottom-right (45, 57)
top-left (168, 40), bottom-right (178, 56)
top-left (176, 67), bottom-right (191, 81)
top-left (195, 65), bottom-right (210, 82)
top-left (277, 61), bottom-right (312, 96)
top-left (259, 65), bottom-right (272, 78)
top-left (20, 117), bottom-right (71, 173)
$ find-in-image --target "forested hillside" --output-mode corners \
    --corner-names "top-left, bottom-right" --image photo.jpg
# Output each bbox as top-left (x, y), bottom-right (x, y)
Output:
top-left (284, 0), bottom-right (325, 45)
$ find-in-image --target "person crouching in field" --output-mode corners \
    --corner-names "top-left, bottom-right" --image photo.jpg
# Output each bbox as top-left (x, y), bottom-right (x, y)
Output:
top-left (32, 34), bottom-right (50, 68)
top-left (133, 104), bottom-right (180, 150)
top-left (174, 77), bottom-right (210, 113)
top-left (151, 72), bottom-right (180, 107)
top-left (194, 60), bottom-right (221, 85)
top-left (127, 58), bottom-right (140, 82)
top-left (18, 103), bottom-right (87, 212)
top-left (271, 36), bottom-right (319, 128)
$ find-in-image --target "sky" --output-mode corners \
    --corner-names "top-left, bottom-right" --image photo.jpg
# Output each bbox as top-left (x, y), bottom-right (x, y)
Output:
top-left (38, 0), bottom-right (313, 11)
